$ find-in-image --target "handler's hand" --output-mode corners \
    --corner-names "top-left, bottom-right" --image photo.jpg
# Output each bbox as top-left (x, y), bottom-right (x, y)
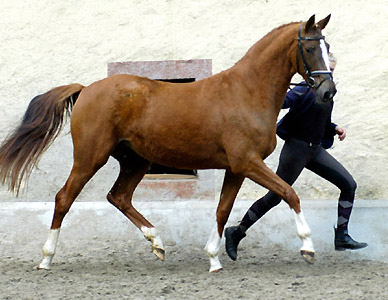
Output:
top-left (335, 126), bottom-right (346, 141)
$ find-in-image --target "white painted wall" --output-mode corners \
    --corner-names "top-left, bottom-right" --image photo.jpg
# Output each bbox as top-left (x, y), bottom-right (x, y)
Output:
top-left (0, 0), bottom-right (387, 203)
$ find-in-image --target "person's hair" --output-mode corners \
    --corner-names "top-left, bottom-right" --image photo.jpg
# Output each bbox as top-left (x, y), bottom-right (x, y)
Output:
top-left (329, 52), bottom-right (337, 63)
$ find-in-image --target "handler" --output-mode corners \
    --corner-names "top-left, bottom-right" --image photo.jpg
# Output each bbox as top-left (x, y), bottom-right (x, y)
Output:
top-left (225, 53), bottom-right (367, 261)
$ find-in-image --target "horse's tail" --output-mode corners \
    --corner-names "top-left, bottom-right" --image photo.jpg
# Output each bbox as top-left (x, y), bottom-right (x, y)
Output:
top-left (0, 83), bottom-right (84, 194)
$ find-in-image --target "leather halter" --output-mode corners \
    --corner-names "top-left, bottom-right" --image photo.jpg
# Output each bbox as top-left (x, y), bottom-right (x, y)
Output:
top-left (297, 25), bottom-right (332, 90)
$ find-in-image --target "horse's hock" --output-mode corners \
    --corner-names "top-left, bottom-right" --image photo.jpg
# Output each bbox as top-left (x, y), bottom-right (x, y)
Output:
top-left (107, 59), bottom-right (216, 202)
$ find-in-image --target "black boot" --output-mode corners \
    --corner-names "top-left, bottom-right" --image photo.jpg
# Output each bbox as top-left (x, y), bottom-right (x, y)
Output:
top-left (334, 227), bottom-right (368, 251)
top-left (225, 226), bottom-right (246, 261)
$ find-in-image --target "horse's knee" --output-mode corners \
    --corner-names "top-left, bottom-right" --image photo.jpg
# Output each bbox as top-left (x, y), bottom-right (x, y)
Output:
top-left (284, 187), bottom-right (300, 213)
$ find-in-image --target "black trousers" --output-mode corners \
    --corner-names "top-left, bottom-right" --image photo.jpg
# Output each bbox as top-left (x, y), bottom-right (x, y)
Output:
top-left (240, 138), bottom-right (357, 231)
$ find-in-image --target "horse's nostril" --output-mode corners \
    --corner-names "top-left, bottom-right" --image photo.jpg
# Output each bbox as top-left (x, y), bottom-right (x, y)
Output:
top-left (323, 91), bottom-right (332, 102)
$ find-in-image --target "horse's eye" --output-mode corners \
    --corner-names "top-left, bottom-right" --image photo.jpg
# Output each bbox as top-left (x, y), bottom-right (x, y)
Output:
top-left (306, 47), bottom-right (315, 54)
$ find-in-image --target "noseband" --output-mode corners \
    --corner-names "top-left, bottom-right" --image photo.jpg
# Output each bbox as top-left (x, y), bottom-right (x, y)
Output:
top-left (297, 25), bottom-right (332, 91)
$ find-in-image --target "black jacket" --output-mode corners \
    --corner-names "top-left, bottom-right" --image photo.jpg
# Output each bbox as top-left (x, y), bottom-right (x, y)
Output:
top-left (277, 83), bottom-right (337, 149)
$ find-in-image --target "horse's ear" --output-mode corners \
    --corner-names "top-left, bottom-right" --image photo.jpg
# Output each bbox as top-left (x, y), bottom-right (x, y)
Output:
top-left (317, 14), bottom-right (331, 30)
top-left (305, 15), bottom-right (315, 32)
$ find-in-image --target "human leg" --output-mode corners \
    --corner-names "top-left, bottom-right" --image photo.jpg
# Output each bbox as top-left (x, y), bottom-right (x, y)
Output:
top-left (306, 148), bottom-right (367, 250)
top-left (224, 190), bottom-right (281, 260)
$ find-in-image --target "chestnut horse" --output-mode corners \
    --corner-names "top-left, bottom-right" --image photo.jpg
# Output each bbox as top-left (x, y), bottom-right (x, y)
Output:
top-left (0, 15), bottom-right (336, 272)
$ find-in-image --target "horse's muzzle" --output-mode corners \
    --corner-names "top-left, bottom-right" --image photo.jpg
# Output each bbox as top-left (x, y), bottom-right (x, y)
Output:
top-left (315, 77), bottom-right (336, 103)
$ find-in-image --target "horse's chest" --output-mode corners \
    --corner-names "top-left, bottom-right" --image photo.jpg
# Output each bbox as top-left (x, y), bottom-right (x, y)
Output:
top-left (249, 126), bottom-right (277, 159)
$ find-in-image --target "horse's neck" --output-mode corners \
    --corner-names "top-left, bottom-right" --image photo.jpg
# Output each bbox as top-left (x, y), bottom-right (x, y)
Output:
top-left (234, 23), bottom-right (299, 113)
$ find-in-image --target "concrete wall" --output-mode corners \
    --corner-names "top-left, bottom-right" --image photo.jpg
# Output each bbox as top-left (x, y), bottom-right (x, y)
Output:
top-left (0, 0), bottom-right (387, 204)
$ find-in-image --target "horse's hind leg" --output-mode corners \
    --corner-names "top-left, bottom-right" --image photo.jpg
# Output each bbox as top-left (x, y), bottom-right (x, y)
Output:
top-left (38, 137), bottom-right (114, 269)
top-left (204, 169), bottom-right (244, 272)
top-left (38, 162), bottom-right (108, 269)
top-left (107, 142), bottom-right (165, 260)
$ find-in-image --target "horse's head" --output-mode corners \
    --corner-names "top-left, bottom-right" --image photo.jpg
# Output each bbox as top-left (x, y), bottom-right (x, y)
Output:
top-left (296, 14), bottom-right (337, 103)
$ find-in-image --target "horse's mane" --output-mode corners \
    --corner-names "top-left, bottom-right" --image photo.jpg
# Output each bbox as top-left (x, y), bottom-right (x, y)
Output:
top-left (240, 21), bottom-right (302, 61)
top-left (261, 21), bottom-right (300, 41)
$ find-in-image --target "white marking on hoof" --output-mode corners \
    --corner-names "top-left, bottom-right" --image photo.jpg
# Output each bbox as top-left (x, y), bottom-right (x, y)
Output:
top-left (293, 210), bottom-right (315, 254)
top-left (141, 226), bottom-right (165, 260)
top-left (38, 229), bottom-right (60, 270)
top-left (209, 256), bottom-right (223, 273)
top-left (37, 257), bottom-right (53, 270)
top-left (204, 223), bottom-right (223, 273)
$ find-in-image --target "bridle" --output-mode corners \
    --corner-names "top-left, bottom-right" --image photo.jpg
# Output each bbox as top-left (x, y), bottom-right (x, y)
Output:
top-left (295, 25), bottom-right (333, 91)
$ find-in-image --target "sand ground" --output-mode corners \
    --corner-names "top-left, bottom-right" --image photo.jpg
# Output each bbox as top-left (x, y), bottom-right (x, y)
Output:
top-left (1, 236), bottom-right (387, 300)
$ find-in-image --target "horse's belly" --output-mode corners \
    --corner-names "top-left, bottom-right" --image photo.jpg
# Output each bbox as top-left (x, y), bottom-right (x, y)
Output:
top-left (130, 141), bottom-right (228, 170)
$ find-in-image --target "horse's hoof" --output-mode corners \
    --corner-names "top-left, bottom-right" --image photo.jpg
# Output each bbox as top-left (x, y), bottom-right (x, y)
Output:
top-left (300, 250), bottom-right (315, 264)
top-left (209, 266), bottom-right (223, 273)
top-left (37, 265), bottom-right (50, 270)
top-left (208, 256), bottom-right (223, 273)
top-left (153, 247), bottom-right (165, 261)
top-left (37, 258), bottom-right (52, 270)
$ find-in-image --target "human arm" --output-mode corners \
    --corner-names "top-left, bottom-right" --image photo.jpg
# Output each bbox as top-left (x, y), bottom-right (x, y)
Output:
top-left (335, 126), bottom-right (346, 141)
top-left (321, 118), bottom-right (337, 149)
top-left (282, 84), bottom-right (309, 109)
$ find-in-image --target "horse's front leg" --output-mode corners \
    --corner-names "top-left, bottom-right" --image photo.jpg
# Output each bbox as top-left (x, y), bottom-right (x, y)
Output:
top-left (204, 170), bottom-right (244, 272)
top-left (238, 156), bottom-right (315, 264)
top-left (293, 210), bottom-right (314, 263)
